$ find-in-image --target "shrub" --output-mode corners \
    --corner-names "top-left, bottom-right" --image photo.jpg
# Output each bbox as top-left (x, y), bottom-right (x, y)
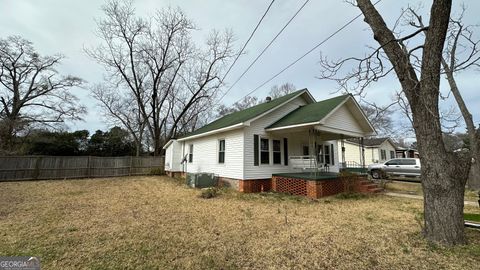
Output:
top-left (200, 187), bottom-right (219, 199)
top-left (149, 167), bottom-right (165, 175)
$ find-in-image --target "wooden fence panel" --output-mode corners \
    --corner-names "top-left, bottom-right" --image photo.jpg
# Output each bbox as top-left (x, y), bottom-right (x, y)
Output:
top-left (0, 156), bottom-right (164, 181)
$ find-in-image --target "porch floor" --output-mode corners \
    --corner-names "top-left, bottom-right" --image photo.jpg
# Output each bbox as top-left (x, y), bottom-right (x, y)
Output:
top-left (272, 172), bottom-right (338, 180)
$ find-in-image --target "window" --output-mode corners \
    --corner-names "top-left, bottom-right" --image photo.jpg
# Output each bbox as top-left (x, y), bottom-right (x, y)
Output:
top-left (400, 159), bottom-right (416, 165)
top-left (380, 149), bottom-right (387, 160)
top-left (390, 150), bottom-right (395, 159)
top-left (385, 159), bottom-right (400, 166)
top-left (324, 145), bottom-right (330, 164)
top-left (260, 138), bottom-right (269, 164)
top-left (302, 145), bottom-right (309, 159)
top-left (317, 145), bottom-right (323, 163)
top-left (218, 140), bottom-right (225, 163)
top-left (273, 140), bottom-right (281, 164)
top-left (188, 144), bottom-right (193, 163)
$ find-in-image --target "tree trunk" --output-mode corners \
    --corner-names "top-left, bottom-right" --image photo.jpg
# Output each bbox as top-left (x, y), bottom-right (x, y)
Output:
top-left (356, 0), bottom-right (468, 245)
top-left (421, 153), bottom-right (468, 245)
top-left (441, 58), bottom-right (479, 191)
top-left (413, 99), bottom-right (469, 245)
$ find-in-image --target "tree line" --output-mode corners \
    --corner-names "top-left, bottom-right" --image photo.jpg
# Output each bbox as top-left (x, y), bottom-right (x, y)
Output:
top-left (10, 126), bottom-right (137, 157)
top-left (0, 0), bottom-right (235, 157)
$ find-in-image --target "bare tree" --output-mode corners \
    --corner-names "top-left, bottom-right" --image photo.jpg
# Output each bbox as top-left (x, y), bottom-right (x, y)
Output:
top-left (0, 36), bottom-right (85, 152)
top-left (87, 0), bottom-right (234, 155)
top-left (216, 95), bottom-right (260, 117)
top-left (91, 84), bottom-right (146, 156)
top-left (359, 102), bottom-right (396, 137)
top-left (268, 82), bottom-right (296, 98)
top-left (438, 10), bottom-right (480, 189)
top-left (320, 0), bottom-right (472, 245)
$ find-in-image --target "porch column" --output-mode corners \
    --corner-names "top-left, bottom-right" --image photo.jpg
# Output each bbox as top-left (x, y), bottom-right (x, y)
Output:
top-left (360, 137), bottom-right (365, 168)
top-left (341, 137), bottom-right (345, 168)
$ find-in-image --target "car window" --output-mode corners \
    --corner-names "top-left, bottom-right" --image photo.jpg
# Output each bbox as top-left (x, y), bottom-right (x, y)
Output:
top-left (400, 159), bottom-right (417, 165)
top-left (385, 159), bottom-right (400, 165)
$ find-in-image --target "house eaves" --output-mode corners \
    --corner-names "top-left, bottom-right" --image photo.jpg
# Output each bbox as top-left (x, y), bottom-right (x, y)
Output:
top-left (177, 89), bottom-right (313, 141)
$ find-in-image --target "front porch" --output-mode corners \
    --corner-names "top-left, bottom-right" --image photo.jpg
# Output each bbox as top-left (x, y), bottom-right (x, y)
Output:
top-left (271, 172), bottom-right (380, 199)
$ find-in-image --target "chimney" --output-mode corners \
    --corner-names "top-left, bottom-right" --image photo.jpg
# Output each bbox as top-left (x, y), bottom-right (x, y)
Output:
top-left (265, 96), bottom-right (272, 102)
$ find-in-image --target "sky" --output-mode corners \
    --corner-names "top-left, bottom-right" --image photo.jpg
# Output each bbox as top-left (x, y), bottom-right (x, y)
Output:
top-left (1, 0), bottom-right (479, 139)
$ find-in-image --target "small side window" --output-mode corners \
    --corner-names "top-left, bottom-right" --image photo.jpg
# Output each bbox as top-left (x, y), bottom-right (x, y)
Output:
top-left (218, 140), bottom-right (225, 164)
top-left (188, 144), bottom-right (193, 163)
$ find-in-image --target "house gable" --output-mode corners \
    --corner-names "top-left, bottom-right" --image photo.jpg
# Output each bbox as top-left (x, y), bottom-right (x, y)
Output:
top-left (265, 95), bottom-right (376, 138)
top-left (320, 96), bottom-right (376, 137)
top-left (177, 89), bottom-right (315, 141)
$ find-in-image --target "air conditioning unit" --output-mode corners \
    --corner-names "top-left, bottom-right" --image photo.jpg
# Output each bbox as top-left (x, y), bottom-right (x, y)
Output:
top-left (186, 172), bottom-right (218, 188)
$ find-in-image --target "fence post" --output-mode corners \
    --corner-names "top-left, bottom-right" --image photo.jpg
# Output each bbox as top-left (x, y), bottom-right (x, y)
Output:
top-left (129, 156), bottom-right (133, 176)
top-left (87, 156), bottom-right (91, 178)
top-left (33, 156), bottom-right (42, 180)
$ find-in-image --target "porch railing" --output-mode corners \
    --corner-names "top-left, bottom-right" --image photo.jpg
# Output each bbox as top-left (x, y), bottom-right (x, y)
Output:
top-left (289, 156), bottom-right (330, 172)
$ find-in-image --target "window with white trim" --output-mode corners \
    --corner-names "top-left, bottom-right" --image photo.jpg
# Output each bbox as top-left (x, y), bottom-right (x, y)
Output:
top-left (188, 144), bottom-right (193, 163)
top-left (218, 139), bottom-right (225, 163)
top-left (324, 145), bottom-right (331, 164)
top-left (260, 138), bottom-right (269, 164)
top-left (380, 149), bottom-right (387, 160)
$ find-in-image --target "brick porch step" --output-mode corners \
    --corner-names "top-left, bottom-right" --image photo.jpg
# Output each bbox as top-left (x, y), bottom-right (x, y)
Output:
top-left (357, 180), bottom-right (383, 193)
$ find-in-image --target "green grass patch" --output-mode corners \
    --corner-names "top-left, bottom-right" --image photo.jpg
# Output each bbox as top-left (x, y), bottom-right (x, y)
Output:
top-left (464, 213), bottom-right (480, 222)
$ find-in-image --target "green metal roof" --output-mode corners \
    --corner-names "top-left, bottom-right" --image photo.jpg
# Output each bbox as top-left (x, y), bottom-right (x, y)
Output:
top-left (267, 94), bottom-right (350, 129)
top-left (180, 89), bottom-right (308, 139)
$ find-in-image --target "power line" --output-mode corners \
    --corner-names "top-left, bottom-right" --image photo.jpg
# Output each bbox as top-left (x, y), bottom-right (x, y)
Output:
top-left (217, 0), bottom-right (310, 103)
top-left (234, 0), bottom-right (383, 104)
top-left (219, 0), bottom-right (276, 84)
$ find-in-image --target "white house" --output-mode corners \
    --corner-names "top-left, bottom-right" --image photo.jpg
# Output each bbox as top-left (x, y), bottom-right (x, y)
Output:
top-left (337, 137), bottom-right (398, 167)
top-left (164, 89), bottom-right (376, 192)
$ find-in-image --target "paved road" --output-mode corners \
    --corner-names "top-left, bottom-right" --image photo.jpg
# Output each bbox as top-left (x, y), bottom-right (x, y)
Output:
top-left (384, 192), bottom-right (478, 207)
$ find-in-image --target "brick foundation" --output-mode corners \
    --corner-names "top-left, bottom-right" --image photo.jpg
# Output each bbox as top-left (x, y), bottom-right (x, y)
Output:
top-left (239, 179), bottom-right (271, 193)
top-left (272, 176), bottom-right (307, 196)
top-left (165, 171), bottom-right (184, 178)
top-left (165, 171), bottom-right (380, 197)
top-left (272, 175), bottom-right (375, 199)
top-left (218, 177), bottom-right (240, 190)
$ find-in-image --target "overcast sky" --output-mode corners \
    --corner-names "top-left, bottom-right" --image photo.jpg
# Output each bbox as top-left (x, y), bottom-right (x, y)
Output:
top-left (1, 0), bottom-right (479, 137)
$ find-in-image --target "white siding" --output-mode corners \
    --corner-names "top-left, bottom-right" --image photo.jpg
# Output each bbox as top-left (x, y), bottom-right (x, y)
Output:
top-left (337, 140), bottom-right (397, 166)
top-left (323, 104), bottom-right (364, 134)
top-left (244, 97), bottom-right (308, 179)
top-left (378, 140), bottom-right (397, 162)
top-left (164, 140), bottom-right (183, 171)
top-left (182, 129), bottom-right (244, 179)
top-left (165, 143), bottom-right (173, 171)
top-left (338, 140), bottom-right (363, 165)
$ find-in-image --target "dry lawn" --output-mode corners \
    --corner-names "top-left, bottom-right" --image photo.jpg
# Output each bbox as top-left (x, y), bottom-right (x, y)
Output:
top-left (384, 180), bottom-right (479, 202)
top-left (0, 176), bottom-right (479, 270)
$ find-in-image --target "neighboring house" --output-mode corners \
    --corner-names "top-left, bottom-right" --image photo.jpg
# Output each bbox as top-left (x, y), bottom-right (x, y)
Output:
top-left (164, 89), bottom-right (376, 192)
top-left (395, 147), bottom-right (420, 158)
top-left (338, 137), bottom-right (397, 166)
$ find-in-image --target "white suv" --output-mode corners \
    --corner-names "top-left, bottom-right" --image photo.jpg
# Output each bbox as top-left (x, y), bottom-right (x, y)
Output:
top-left (368, 158), bottom-right (421, 179)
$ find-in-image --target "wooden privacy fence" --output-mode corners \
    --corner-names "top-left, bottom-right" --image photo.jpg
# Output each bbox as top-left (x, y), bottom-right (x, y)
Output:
top-left (0, 156), bottom-right (165, 181)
